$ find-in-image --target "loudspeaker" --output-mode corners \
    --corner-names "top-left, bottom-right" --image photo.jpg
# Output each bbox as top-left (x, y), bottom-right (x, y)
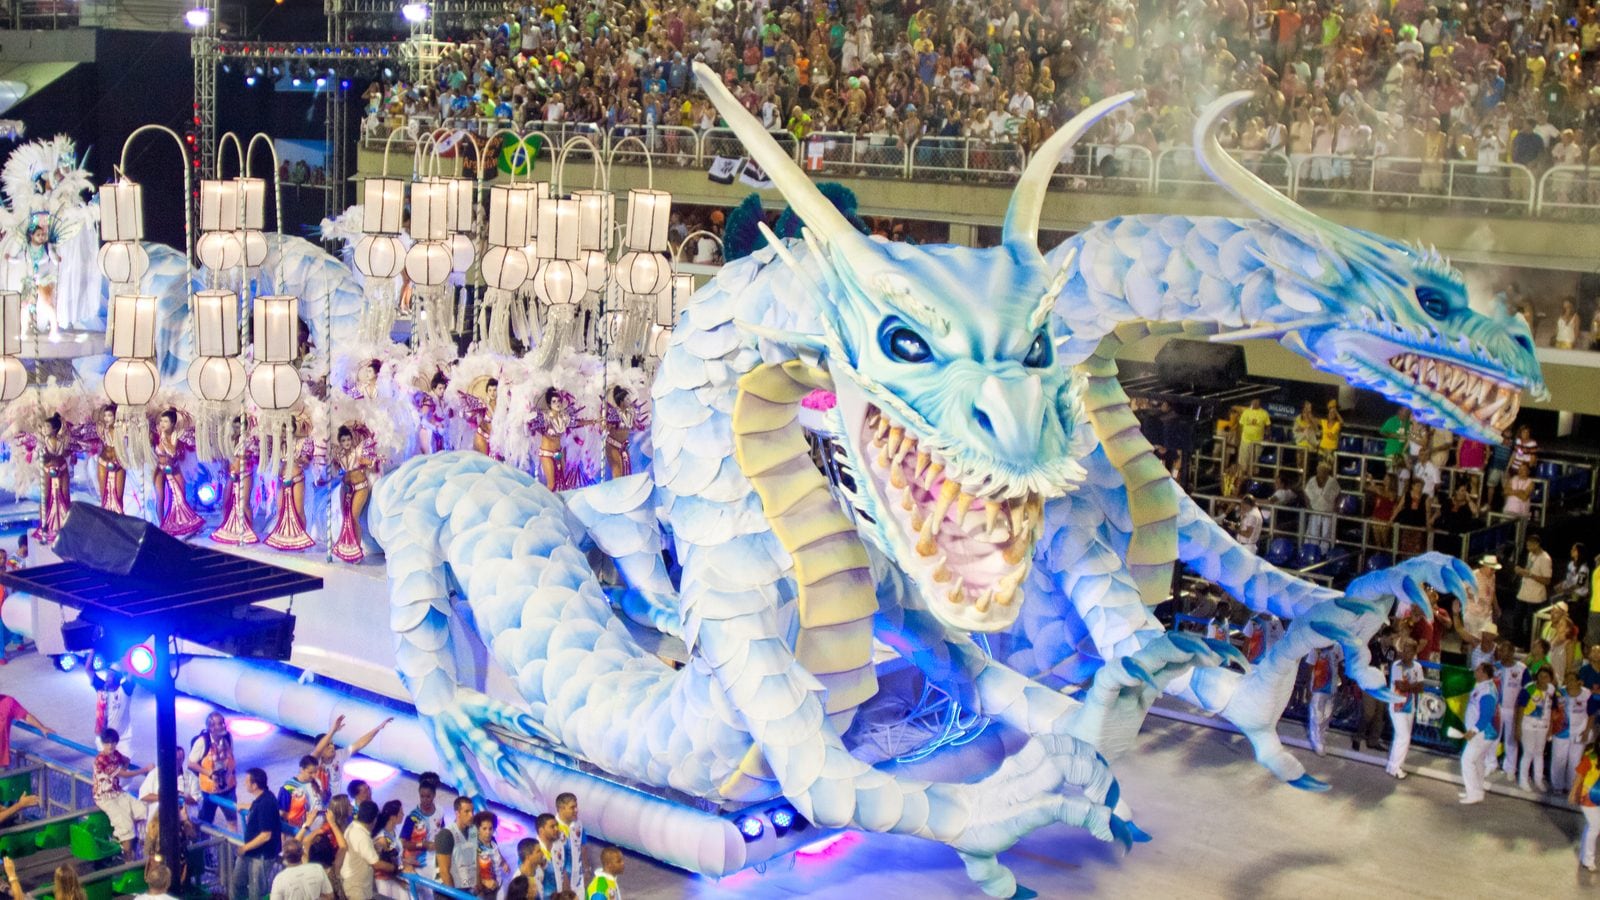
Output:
top-left (1154, 339), bottom-right (1247, 393)
top-left (53, 504), bottom-right (195, 582)
top-left (60, 619), bottom-right (101, 652)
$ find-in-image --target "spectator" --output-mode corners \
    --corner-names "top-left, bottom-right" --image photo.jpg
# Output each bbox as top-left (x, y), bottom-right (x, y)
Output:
top-left (1363, 473), bottom-right (1398, 549)
top-left (1291, 400), bottom-right (1318, 473)
top-left (347, 780), bottom-right (373, 808)
top-left (371, 801), bottom-right (404, 900)
top-left (585, 846), bottom-right (625, 900)
top-left (133, 863), bottom-right (176, 900)
top-left (399, 772), bottom-right (443, 876)
top-left (1236, 496), bottom-right (1264, 552)
top-left (1555, 297), bottom-right (1581, 349)
top-left (1456, 434), bottom-right (1489, 491)
top-left (235, 768), bottom-right (283, 900)
top-left (311, 715), bottom-right (394, 807)
top-left (93, 728), bottom-right (152, 857)
top-left (1303, 462), bottom-right (1339, 552)
top-left (1380, 406), bottom-right (1411, 471)
top-left (1391, 479), bottom-right (1433, 556)
top-left (1236, 398), bottom-right (1271, 474)
top-left (89, 666), bottom-right (135, 757)
top-left (1511, 424), bottom-right (1539, 470)
top-left (1502, 461), bottom-right (1535, 518)
top-left (340, 800), bottom-right (392, 900)
top-left (1386, 638), bottom-right (1425, 779)
top-left (1461, 555), bottom-right (1502, 637)
top-left (0, 793), bottom-right (39, 826)
top-left (1458, 661), bottom-right (1499, 805)
top-left (1513, 533), bottom-right (1554, 646)
top-left (1435, 484), bottom-right (1481, 538)
top-left (1266, 473), bottom-right (1304, 535)
top-left (1545, 601), bottom-right (1581, 682)
top-left (0, 691), bottom-right (54, 767)
top-left (504, 875), bottom-right (532, 900)
top-left (187, 710), bottom-right (237, 826)
top-left (271, 838), bottom-right (334, 900)
top-left (138, 745), bottom-right (199, 828)
top-left (279, 756), bottom-right (325, 840)
top-left (1409, 451), bottom-right (1442, 501)
top-left (1317, 400), bottom-right (1343, 467)
top-left (531, 813), bottom-right (562, 898)
top-left (1516, 666), bottom-right (1558, 792)
top-left (470, 811), bottom-right (509, 900)
top-left (1484, 427), bottom-right (1515, 508)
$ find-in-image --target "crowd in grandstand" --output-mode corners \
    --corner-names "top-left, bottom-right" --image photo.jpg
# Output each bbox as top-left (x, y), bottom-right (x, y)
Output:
top-left (357, 0), bottom-right (1600, 176)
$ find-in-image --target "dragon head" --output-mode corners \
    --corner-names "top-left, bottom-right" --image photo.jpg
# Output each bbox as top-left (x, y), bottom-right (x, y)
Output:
top-left (1199, 92), bottom-right (1547, 443)
top-left (695, 65), bottom-right (1126, 633)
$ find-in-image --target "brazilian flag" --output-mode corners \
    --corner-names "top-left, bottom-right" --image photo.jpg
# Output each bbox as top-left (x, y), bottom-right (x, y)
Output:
top-left (498, 134), bottom-right (543, 177)
top-left (1437, 662), bottom-right (1476, 749)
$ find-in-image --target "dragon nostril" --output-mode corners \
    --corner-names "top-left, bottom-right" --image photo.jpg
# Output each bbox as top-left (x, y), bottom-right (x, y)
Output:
top-left (974, 408), bottom-right (994, 436)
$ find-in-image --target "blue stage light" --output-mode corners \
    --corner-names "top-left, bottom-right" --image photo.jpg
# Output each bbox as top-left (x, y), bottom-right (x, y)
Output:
top-left (340, 80), bottom-right (351, 90)
top-left (736, 816), bottom-right (763, 841)
top-left (54, 654), bottom-right (78, 672)
top-left (246, 76), bottom-right (257, 87)
top-left (196, 481), bottom-right (219, 507)
top-left (769, 806), bottom-right (795, 837)
top-left (126, 643), bottom-right (156, 677)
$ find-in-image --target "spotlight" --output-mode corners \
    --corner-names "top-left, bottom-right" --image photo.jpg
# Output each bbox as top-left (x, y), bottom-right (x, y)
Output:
top-left (222, 63), bottom-right (231, 73)
top-left (92, 652), bottom-right (109, 673)
top-left (292, 78), bottom-right (302, 86)
top-left (184, 7), bottom-right (210, 27)
top-left (254, 65), bottom-right (264, 75)
top-left (736, 816), bottom-right (764, 842)
top-left (125, 643), bottom-right (156, 677)
top-left (271, 66), bottom-right (282, 77)
top-left (401, 2), bottom-right (429, 23)
top-left (316, 77), bottom-right (327, 88)
top-left (195, 481), bottom-right (218, 508)
top-left (768, 806), bottom-right (797, 837)
top-left (53, 654), bottom-right (79, 673)
top-left (382, 67), bottom-right (393, 79)
top-left (340, 79), bottom-right (351, 90)
top-left (245, 76), bottom-right (257, 87)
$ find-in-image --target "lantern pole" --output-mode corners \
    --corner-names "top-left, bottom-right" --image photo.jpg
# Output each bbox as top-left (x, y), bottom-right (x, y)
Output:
top-left (119, 125), bottom-right (194, 261)
top-left (554, 135), bottom-right (605, 196)
top-left (242, 133), bottom-right (284, 354)
top-left (325, 282), bottom-right (336, 564)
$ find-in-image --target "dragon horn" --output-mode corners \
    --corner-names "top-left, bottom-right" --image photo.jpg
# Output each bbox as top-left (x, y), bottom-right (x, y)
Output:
top-left (1003, 90), bottom-right (1142, 254)
top-left (691, 62), bottom-right (879, 274)
top-left (1195, 92), bottom-right (1395, 262)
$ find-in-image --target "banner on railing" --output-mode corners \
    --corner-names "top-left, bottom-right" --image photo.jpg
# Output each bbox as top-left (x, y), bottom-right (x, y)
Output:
top-left (708, 155), bottom-right (741, 184)
top-left (739, 159), bottom-right (773, 189)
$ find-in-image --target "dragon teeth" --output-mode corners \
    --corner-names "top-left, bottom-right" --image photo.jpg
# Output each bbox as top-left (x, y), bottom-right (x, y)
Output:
top-left (1387, 352), bottom-right (1519, 430)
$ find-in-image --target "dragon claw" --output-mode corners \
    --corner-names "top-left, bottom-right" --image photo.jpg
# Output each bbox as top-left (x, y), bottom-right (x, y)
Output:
top-left (1368, 686), bottom-right (1402, 704)
top-left (1166, 631), bottom-right (1209, 658)
top-left (1121, 657), bottom-right (1158, 691)
top-left (1125, 820), bottom-right (1153, 843)
top-left (1333, 597), bottom-right (1370, 616)
top-left (1309, 621), bottom-right (1355, 646)
top-left (1288, 773), bottom-right (1331, 792)
top-left (1204, 638), bottom-right (1250, 671)
top-left (1108, 815), bottom-right (1135, 854)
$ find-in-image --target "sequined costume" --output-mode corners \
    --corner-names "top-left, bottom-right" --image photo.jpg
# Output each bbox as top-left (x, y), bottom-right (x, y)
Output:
top-left (154, 431), bottom-right (205, 538)
top-left (94, 421), bottom-right (126, 515)
top-left (329, 438), bottom-right (376, 564)
top-left (265, 439), bottom-right (316, 552)
top-left (31, 431), bottom-right (72, 543)
top-left (210, 436), bottom-right (260, 545)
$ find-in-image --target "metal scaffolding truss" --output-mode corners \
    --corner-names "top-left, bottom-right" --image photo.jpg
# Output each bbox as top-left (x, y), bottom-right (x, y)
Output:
top-left (326, 0), bottom-right (513, 22)
top-left (192, 0), bottom-right (220, 178)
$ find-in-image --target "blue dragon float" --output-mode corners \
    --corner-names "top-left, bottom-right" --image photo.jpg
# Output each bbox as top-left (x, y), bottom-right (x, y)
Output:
top-left (369, 74), bottom-right (1545, 897)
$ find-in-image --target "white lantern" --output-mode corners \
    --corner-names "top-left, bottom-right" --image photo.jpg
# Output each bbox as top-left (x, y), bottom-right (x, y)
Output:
top-left (624, 188), bottom-right (671, 252)
top-left (0, 290), bottom-right (20, 356)
top-left (239, 229), bottom-right (269, 268)
top-left (98, 241), bottom-right (150, 286)
top-left (363, 177), bottom-right (406, 234)
top-left (488, 184), bottom-right (537, 247)
top-left (249, 362), bottom-right (302, 410)
top-left (647, 324), bottom-right (673, 358)
top-left (574, 189), bottom-right (614, 251)
top-left (99, 180), bottom-right (144, 242)
top-left (481, 245), bottom-right (530, 292)
top-left (448, 232), bottom-right (476, 274)
top-left (615, 249), bottom-right (671, 296)
top-left (353, 234), bottom-right (406, 279)
top-left (0, 357), bottom-right (24, 403)
top-left (236, 177), bottom-right (266, 230)
top-left (534, 259), bottom-right (583, 306)
top-left (443, 177), bottom-right (475, 232)
top-left (254, 295), bottom-right (300, 362)
top-left (199, 179), bottom-right (243, 232)
top-left (187, 355), bottom-right (246, 402)
top-left (580, 249), bottom-right (609, 292)
top-left (410, 179), bottom-right (449, 242)
top-left (406, 241), bottom-right (453, 287)
top-left (194, 289), bottom-right (241, 357)
top-left (662, 272), bottom-right (695, 327)
top-left (196, 230), bottom-right (243, 271)
top-left (104, 358), bottom-right (159, 407)
top-left (536, 198), bottom-right (580, 261)
top-left (109, 294), bottom-right (157, 359)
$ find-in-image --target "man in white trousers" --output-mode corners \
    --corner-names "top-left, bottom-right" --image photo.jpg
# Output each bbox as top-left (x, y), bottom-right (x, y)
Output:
top-left (1387, 638), bottom-right (1425, 779)
top-left (1517, 666), bottom-right (1559, 792)
top-left (1552, 670), bottom-right (1592, 794)
top-left (1305, 644), bottom-right (1342, 755)
top-left (1494, 641), bottom-right (1527, 779)
top-left (1460, 662), bottom-right (1500, 804)
top-left (1303, 462), bottom-right (1340, 551)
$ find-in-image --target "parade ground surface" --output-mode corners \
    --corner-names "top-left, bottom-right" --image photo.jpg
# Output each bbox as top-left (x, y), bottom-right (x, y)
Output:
top-left (3, 650), bottom-right (1588, 900)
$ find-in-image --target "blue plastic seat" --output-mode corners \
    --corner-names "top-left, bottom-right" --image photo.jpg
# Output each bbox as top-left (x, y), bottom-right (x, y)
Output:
top-left (1336, 494), bottom-right (1362, 516)
top-left (1246, 480), bottom-right (1273, 498)
top-left (1364, 552), bottom-right (1392, 573)
top-left (1296, 544), bottom-right (1325, 568)
top-left (1258, 448), bottom-right (1277, 466)
top-left (1339, 436), bottom-right (1362, 453)
top-left (1324, 547), bottom-right (1354, 578)
top-left (1265, 537), bottom-right (1296, 566)
top-left (1535, 461), bottom-right (1560, 481)
top-left (1363, 438), bottom-right (1385, 456)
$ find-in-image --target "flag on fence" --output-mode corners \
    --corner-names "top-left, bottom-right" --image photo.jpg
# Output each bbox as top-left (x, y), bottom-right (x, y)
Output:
top-left (804, 136), bottom-right (826, 171)
top-left (708, 155), bottom-right (743, 184)
top-left (739, 158), bottom-right (773, 189)
top-left (497, 134), bottom-right (543, 176)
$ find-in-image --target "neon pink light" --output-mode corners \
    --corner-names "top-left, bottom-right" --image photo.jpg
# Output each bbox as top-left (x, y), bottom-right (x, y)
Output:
top-left (174, 697), bottom-right (211, 716)
top-left (228, 718), bottom-right (275, 738)
top-left (795, 832), bottom-right (857, 859)
top-left (344, 758), bottom-right (399, 785)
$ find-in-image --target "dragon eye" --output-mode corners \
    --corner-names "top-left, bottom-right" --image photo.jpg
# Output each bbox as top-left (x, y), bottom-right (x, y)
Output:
top-left (1415, 286), bottom-right (1451, 320)
top-left (882, 326), bottom-right (933, 363)
top-left (1023, 333), bottom-right (1052, 368)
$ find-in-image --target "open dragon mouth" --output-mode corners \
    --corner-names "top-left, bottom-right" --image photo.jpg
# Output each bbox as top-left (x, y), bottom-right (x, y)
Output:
top-left (1387, 352), bottom-right (1521, 433)
top-left (858, 403), bottom-right (1041, 631)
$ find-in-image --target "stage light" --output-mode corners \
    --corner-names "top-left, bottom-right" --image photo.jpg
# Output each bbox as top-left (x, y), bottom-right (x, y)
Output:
top-left (401, 3), bottom-right (429, 23)
top-left (795, 833), bottom-right (854, 858)
top-left (768, 806), bottom-right (796, 837)
top-left (344, 758), bottom-right (399, 785)
top-left (126, 643), bottom-right (156, 677)
top-left (228, 717), bottom-right (274, 738)
top-left (174, 697), bottom-right (210, 716)
top-left (54, 654), bottom-right (79, 673)
top-left (292, 78), bottom-right (302, 87)
top-left (184, 7), bottom-right (210, 27)
top-left (246, 76), bottom-right (257, 87)
top-left (316, 77), bottom-right (327, 88)
top-left (736, 816), bottom-right (764, 842)
top-left (340, 80), bottom-right (350, 90)
top-left (222, 63), bottom-right (231, 73)
top-left (271, 66), bottom-right (282, 77)
top-left (254, 66), bottom-right (264, 75)
top-left (92, 653), bottom-right (108, 673)
top-left (195, 479), bottom-right (220, 509)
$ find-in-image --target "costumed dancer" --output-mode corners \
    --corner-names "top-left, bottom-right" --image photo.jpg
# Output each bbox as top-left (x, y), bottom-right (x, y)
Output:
top-left (152, 408), bottom-right (205, 538)
top-left (390, 345), bottom-right (455, 456)
top-left (1494, 641), bottom-right (1528, 779)
top-left (30, 412), bottom-right (73, 543)
top-left (17, 213), bottom-right (60, 332)
top-left (465, 377), bottom-right (499, 457)
top-left (209, 418), bottom-right (260, 546)
top-left (93, 404), bottom-right (127, 514)
top-left (417, 372), bottom-right (451, 453)
top-left (325, 424), bottom-right (377, 564)
top-left (1385, 638), bottom-right (1424, 779)
top-left (1459, 661), bottom-right (1499, 805)
top-left (0, 135), bottom-right (97, 331)
top-left (602, 380), bottom-right (649, 481)
top-left (532, 387), bottom-right (589, 492)
top-left (264, 408), bottom-right (317, 552)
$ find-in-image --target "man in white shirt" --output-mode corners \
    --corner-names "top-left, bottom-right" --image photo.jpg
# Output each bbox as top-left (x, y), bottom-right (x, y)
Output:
top-left (1514, 533), bottom-right (1553, 648)
top-left (271, 838), bottom-right (334, 900)
top-left (138, 745), bottom-right (200, 825)
top-left (1304, 462), bottom-right (1340, 550)
top-left (1410, 456), bottom-right (1442, 498)
top-left (133, 863), bottom-right (178, 900)
top-left (341, 801), bottom-right (392, 900)
top-left (1236, 496), bottom-right (1263, 552)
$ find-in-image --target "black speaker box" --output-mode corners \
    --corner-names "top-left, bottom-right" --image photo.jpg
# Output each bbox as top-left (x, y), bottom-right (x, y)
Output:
top-left (1154, 339), bottom-right (1247, 393)
top-left (53, 504), bottom-right (195, 582)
